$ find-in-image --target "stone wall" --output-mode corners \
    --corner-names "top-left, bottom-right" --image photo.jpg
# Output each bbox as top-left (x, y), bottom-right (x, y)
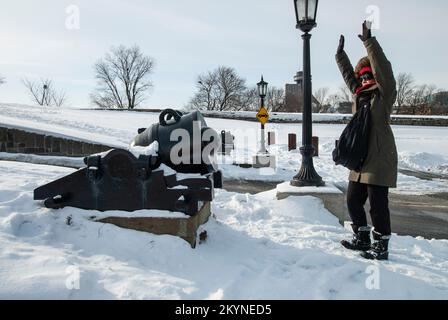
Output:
top-left (0, 126), bottom-right (112, 157)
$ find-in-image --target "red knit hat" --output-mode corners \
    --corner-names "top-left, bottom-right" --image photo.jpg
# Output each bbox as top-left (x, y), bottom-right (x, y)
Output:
top-left (359, 66), bottom-right (373, 76)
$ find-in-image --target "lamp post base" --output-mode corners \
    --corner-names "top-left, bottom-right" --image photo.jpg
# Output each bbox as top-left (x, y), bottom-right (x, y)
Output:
top-left (253, 154), bottom-right (276, 169)
top-left (290, 146), bottom-right (325, 187)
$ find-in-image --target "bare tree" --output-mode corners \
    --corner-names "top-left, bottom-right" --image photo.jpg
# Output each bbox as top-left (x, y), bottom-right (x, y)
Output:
top-left (238, 86), bottom-right (258, 111)
top-left (52, 90), bottom-right (68, 108)
top-left (221, 85), bottom-right (285, 112)
top-left (22, 77), bottom-right (67, 107)
top-left (424, 84), bottom-right (438, 104)
top-left (91, 45), bottom-right (155, 109)
top-left (193, 71), bottom-right (216, 110)
top-left (0, 74), bottom-right (5, 86)
top-left (400, 83), bottom-right (439, 114)
top-left (314, 87), bottom-right (329, 112)
top-left (395, 73), bottom-right (414, 113)
top-left (190, 66), bottom-right (247, 111)
top-left (266, 87), bottom-right (285, 112)
top-left (338, 84), bottom-right (354, 103)
top-left (215, 66), bottom-right (247, 111)
top-left (325, 94), bottom-right (342, 113)
top-left (407, 84), bottom-right (427, 114)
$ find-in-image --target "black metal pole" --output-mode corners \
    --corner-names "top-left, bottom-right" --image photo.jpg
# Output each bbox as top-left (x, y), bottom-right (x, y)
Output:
top-left (259, 96), bottom-right (267, 153)
top-left (291, 31), bottom-right (324, 187)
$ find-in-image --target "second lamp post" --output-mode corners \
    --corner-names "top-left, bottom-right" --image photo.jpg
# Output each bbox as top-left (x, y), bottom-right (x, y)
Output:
top-left (290, 0), bottom-right (324, 187)
top-left (257, 76), bottom-right (268, 154)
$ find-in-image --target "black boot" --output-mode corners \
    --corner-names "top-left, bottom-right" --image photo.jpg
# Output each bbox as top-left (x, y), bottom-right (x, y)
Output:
top-left (341, 224), bottom-right (371, 251)
top-left (361, 231), bottom-right (390, 260)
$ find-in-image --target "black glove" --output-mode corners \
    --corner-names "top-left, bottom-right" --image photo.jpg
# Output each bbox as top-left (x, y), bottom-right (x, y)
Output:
top-left (358, 20), bottom-right (372, 42)
top-left (337, 35), bottom-right (344, 54)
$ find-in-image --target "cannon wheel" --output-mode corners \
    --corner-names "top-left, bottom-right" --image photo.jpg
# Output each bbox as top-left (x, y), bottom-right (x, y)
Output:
top-left (44, 196), bottom-right (67, 209)
top-left (159, 109), bottom-right (182, 126)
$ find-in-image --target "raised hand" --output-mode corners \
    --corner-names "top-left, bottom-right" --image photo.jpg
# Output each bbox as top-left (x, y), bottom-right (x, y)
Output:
top-left (337, 35), bottom-right (345, 54)
top-left (358, 20), bottom-right (372, 42)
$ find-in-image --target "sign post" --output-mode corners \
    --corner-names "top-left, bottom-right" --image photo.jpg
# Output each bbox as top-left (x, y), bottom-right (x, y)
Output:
top-left (253, 76), bottom-right (276, 169)
top-left (256, 106), bottom-right (269, 154)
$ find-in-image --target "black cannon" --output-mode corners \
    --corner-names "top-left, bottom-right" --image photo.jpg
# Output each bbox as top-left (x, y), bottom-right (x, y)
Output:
top-left (34, 109), bottom-right (222, 216)
top-left (132, 109), bottom-right (219, 175)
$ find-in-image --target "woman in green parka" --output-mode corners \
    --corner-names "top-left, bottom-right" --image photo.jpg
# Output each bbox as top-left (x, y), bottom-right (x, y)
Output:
top-left (336, 21), bottom-right (398, 260)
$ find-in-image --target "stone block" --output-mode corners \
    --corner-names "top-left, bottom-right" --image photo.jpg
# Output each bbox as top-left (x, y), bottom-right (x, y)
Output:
top-left (0, 127), bottom-right (7, 142)
top-left (25, 132), bottom-right (36, 148)
top-left (253, 154), bottom-right (276, 169)
top-left (7, 129), bottom-right (16, 143)
top-left (81, 142), bottom-right (87, 155)
top-left (25, 147), bottom-right (36, 153)
top-left (97, 202), bottom-right (212, 248)
top-left (51, 137), bottom-right (61, 154)
top-left (44, 136), bottom-right (53, 152)
top-left (86, 144), bottom-right (95, 155)
top-left (276, 182), bottom-right (346, 225)
top-left (92, 144), bottom-right (108, 154)
top-left (35, 134), bottom-right (44, 149)
top-left (65, 140), bottom-right (73, 155)
top-left (72, 140), bottom-right (83, 156)
top-left (59, 139), bottom-right (68, 155)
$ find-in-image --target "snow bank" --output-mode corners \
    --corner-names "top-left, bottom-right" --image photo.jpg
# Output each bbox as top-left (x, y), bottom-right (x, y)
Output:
top-left (399, 152), bottom-right (448, 175)
top-left (128, 141), bottom-right (159, 157)
top-left (0, 152), bottom-right (84, 169)
top-left (0, 161), bottom-right (447, 299)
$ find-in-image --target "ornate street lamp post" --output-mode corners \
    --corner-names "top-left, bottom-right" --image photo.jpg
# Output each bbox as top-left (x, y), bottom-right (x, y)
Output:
top-left (257, 75), bottom-right (268, 154)
top-left (290, 0), bottom-right (324, 187)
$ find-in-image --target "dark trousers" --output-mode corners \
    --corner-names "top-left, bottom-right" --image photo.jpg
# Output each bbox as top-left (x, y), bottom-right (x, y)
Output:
top-left (347, 181), bottom-right (391, 235)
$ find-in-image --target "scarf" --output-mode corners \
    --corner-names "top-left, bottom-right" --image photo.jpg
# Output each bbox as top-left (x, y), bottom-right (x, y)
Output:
top-left (355, 81), bottom-right (377, 95)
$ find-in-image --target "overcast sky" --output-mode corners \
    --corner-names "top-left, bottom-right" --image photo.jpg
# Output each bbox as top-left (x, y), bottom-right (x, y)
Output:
top-left (0, 0), bottom-right (447, 109)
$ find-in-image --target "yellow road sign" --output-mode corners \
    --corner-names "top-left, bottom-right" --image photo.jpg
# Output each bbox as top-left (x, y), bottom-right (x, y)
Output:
top-left (256, 107), bottom-right (269, 125)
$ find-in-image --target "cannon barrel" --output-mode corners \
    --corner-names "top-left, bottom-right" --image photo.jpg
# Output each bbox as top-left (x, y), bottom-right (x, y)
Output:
top-left (131, 109), bottom-right (220, 175)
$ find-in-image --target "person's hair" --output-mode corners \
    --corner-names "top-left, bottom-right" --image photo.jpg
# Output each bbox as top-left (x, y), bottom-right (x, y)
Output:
top-left (354, 56), bottom-right (371, 78)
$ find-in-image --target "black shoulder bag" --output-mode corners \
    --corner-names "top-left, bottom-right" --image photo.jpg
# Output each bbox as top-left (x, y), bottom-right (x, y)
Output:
top-left (332, 93), bottom-right (373, 172)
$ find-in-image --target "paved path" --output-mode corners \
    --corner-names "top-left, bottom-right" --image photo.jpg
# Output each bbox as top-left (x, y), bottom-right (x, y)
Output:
top-left (222, 178), bottom-right (448, 240)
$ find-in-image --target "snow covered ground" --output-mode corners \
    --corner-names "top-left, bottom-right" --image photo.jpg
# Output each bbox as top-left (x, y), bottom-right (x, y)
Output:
top-left (1, 103), bottom-right (448, 299)
top-left (0, 160), bottom-right (447, 299)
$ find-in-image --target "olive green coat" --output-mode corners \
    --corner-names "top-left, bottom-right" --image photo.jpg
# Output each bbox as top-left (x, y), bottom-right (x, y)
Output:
top-left (336, 37), bottom-right (398, 188)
